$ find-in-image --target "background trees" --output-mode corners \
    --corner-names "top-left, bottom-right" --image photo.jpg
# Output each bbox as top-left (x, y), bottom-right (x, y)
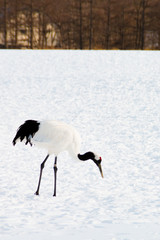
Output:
top-left (0, 0), bottom-right (159, 49)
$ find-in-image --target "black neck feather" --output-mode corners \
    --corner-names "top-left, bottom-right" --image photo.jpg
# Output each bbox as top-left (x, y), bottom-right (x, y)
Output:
top-left (78, 152), bottom-right (95, 161)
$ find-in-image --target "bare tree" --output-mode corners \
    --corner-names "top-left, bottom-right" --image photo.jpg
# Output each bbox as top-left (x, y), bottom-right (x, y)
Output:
top-left (133, 0), bottom-right (149, 49)
top-left (14, 0), bottom-right (19, 46)
top-left (140, 0), bottom-right (149, 49)
top-left (89, 0), bottom-right (93, 49)
top-left (79, 0), bottom-right (83, 49)
top-left (105, 0), bottom-right (111, 49)
top-left (4, 0), bottom-right (8, 48)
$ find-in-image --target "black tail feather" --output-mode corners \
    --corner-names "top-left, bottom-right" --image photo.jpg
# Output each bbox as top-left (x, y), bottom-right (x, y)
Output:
top-left (12, 120), bottom-right (40, 146)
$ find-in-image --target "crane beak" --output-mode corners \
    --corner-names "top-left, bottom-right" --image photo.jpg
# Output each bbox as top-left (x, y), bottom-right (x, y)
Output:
top-left (98, 162), bottom-right (104, 178)
top-left (93, 160), bottom-right (104, 178)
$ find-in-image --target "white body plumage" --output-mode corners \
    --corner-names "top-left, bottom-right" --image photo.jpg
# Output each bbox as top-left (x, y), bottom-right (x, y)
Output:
top-left (33, 120), bottom-right (81, 158)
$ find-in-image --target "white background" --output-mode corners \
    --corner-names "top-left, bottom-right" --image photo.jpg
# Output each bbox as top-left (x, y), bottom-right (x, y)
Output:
top-left (0, 50), bottom-right (160, 239)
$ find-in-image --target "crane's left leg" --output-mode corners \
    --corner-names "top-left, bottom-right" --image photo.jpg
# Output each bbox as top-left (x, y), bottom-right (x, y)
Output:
top-left (35, 154), bottom-right (49, 195)
top-left (53, 156), bottom-right (58, 197)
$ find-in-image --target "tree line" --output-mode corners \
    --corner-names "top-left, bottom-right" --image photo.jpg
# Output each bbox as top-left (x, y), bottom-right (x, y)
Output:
top-left (0, 0), bottom-right (160, 49)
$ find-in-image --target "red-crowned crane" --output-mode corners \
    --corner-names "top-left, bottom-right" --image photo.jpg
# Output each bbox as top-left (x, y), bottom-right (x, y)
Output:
top-left (12, 120), bottom-right (103, 197)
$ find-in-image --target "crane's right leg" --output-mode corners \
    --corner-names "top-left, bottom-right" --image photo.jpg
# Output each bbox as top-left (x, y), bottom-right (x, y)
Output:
top-left (53, 156), bottom-right (58, 197)
top-left (35, 154), bottom-right (49, 195)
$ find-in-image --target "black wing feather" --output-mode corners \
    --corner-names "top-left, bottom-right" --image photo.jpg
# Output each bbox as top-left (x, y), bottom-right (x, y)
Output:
top-left (12, 120), bottom-right (40, 146)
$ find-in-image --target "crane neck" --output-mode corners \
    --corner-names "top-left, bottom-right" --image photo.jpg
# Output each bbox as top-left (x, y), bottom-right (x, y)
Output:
top-left (78, 152), bottom-right (95, 161)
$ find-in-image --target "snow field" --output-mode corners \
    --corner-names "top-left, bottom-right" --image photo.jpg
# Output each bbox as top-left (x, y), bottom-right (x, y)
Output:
top-left (0, 50), bottom-right (160, 239)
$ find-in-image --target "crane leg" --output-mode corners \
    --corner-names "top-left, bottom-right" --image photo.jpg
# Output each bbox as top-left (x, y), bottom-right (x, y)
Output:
top-left (35, 154), bottom-right (49, 195)
top-left (53, 156), bottom-right (58, 197)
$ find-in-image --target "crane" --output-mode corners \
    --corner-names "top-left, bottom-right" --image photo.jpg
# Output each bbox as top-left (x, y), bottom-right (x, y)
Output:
top-left (12, 120), bottom-right (103, 196)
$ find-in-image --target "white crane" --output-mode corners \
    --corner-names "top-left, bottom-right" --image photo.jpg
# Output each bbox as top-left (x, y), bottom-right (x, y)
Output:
top-left (12, 120), bottom-right (103, 196)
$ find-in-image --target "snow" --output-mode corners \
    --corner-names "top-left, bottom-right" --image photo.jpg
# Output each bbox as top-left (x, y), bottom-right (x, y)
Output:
top-left (0, 50), bottom-right (160, 239)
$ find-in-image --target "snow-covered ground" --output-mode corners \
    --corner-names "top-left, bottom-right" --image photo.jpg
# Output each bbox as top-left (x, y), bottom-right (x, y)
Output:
top-left (0, 50), bottom-right (160, 239)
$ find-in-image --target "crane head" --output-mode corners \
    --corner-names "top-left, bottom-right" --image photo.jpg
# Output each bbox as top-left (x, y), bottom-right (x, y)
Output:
top-left (93, 155), bottom-right (104, 178)
top-left (78, 152), bottom-right (104, 178)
